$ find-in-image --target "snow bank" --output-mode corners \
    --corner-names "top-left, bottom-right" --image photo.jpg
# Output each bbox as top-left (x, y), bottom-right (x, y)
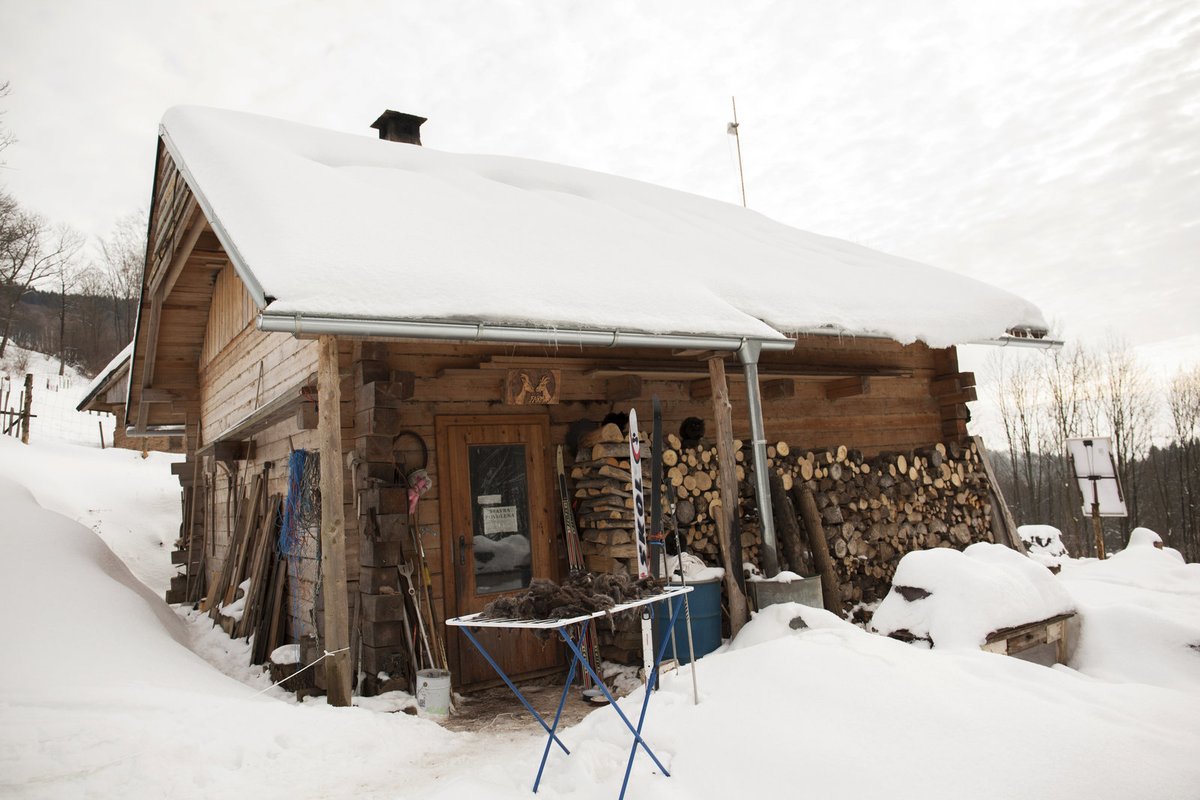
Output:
top-left (871, 543), bottom-right (1074, 648)
top-left (0, 436), bottom-right (182, 594)
top-left (1060, 543), bottom-right (1200, 691)
top-left (0, 473), bottom-right (460, 799)
top-left (161, 106), bottom-right (1046, 348)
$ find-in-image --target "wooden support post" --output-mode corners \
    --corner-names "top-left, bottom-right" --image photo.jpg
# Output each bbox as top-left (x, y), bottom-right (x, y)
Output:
top-left (20, 373), bottom-right (32, 444)
top-left (769, 471), bottom-right (811, 575)
top-left (792, 485), bottom-right (842, 616)
top-left (707, 356), bottom-right (749, 635)
top-left (318, 335), bottom-right (353, 706)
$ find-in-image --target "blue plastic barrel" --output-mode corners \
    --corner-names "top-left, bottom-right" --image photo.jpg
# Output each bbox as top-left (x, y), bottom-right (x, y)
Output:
top-left (652, 577), bottom-right (722, 665)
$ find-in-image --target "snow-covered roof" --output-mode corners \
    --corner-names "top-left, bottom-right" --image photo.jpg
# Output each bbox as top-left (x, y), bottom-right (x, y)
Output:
top-left (76, 342), bottom-right (133, 412)
top-left (159, 106), bottom-right (1047, 348)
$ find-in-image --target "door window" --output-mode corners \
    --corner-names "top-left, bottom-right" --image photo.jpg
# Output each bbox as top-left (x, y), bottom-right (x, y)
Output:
top-left (468, 443), bottom-right (533, 594)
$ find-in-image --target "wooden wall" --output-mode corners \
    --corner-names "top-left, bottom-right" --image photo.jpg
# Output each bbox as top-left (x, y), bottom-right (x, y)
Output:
top-left (181, 279), bottom-right (968, 686)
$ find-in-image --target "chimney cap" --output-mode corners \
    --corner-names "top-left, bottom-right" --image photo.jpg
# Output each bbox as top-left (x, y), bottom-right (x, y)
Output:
top-left (370, 110), bottom-right (427, 145)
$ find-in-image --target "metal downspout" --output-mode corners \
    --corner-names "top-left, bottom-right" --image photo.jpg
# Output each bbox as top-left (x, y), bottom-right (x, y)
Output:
top-left (738, 339), bottom-right (781, 577)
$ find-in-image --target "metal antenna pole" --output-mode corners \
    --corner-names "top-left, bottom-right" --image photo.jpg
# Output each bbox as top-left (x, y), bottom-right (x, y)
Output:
top-left (730, 96), bottom-right (747, 208)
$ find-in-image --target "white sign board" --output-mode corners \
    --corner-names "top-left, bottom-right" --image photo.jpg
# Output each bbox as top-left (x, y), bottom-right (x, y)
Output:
top-left (1066, 437), bottom-right (1127, 517)
top-left (481, 505), bottom-right (519, 535)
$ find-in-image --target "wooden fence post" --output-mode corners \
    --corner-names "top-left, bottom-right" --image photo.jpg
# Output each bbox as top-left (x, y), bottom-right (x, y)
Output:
top-left (20, 373), bottom-right (32, 444)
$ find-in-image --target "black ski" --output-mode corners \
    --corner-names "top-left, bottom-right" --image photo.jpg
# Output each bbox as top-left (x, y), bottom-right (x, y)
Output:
top-left (651, 397), bottom-right (664, 579)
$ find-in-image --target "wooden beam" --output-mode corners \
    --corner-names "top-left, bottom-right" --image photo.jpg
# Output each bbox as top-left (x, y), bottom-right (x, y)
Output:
top-left (213, 440), bottom-right (251, 463)
top-left (931, 371), bottom-right (976, 396)
top-left (603, 375), bottom-right (642, 402)
top-left (707, 356), bottom-right (749, 636)
top-left (318, 335), bottom-right (352, 706)
top-left (688, 378), bottom-right (711, 400)
top-left (824, 376), bottom-right (871, 400)
top-left (141, 388), bottom-right (185, 402)
top-left (761, 379), bottom-right (795, 401)
top-left (154, 202), bottom-right (205, 299)
top-left (197, 372), bottom-right (316, 451)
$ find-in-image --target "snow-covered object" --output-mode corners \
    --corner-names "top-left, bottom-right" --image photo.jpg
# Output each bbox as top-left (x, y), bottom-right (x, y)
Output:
top-left (1121, 526), bottom-right (1185, 561)
top-left (1018, 523), bottom-right (1069, 568)
top-left (665, 552), bottom-right (725, 583)
top-left (871, 543), bottom-right (1074, 649)
top-left (728, 601), bottom-right (857, 651)
top-left (270, 644), bottom-right (301, 665)
top-left (159, 106), bottom-right (1047, 348)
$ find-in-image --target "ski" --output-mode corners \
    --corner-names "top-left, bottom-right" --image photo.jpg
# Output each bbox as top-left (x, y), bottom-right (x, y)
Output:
top-left (556, 445), bottom-right (603, 696)
top-left (556, 446), bottom-right (584, 572)
top-left (628, 408), bottom-right (654, 682)
top-left (650, 397), bottom-right (664, 580)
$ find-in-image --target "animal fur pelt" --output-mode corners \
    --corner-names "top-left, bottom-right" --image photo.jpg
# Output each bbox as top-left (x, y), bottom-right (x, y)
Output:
top-left (480, 572), bottom-right (661, 625)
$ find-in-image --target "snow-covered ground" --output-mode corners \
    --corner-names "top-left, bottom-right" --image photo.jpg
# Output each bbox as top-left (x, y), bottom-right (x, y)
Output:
top-left (0, 345), bottom-right (182, 593)
top-left (2, 350), bottom-right (1199, 799)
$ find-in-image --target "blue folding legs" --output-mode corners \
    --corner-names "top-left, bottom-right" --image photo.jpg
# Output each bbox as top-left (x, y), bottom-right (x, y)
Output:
top-left (454, 595), bottom-right (686, 800)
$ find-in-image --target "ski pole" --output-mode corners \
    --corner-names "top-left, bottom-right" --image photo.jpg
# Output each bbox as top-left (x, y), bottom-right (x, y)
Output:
top-left (671, 504), bottom-right (700, 705)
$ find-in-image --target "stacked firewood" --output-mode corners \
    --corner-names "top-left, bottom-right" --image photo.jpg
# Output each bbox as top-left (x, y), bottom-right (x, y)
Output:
top-left (662, 433), bottom-right (764, 567)
top-left (767, 441), bottom-right (994, 609)
top-left (571, 423), bottom-right (649, 576)
top-left (659, 437), bottom-right (995, 612)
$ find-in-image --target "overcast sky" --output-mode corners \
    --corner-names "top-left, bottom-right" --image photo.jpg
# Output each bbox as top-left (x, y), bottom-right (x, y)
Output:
top-left (2, 0), bottom-right (1197, 380)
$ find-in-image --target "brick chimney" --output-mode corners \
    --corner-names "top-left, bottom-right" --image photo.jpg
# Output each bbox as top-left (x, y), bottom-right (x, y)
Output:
top-left (370, 111), bottom-right (426, 145)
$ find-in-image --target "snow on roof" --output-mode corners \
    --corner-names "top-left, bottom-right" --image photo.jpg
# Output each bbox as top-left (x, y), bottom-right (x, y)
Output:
top-left (76, 342), bottom-right (133, 412)
top-left (160, 106), bottom-right (1048, 347)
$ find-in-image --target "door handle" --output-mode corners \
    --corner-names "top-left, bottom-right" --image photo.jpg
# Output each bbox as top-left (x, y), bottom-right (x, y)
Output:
top-left (459, 535), bottom-right (466, 566)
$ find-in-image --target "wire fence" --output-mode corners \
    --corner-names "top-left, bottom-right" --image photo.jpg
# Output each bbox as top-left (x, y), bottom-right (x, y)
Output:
top-left (0, 371), bottom-right (114, 448)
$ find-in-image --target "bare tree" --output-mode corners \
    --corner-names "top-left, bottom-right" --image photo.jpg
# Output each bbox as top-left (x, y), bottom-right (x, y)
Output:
top-left (1038, 345), bottom-right (1099, 554)
top-left (1167, 366), bottom-right (1200, 560)
top-left (0, 194), bottom-right (83, 357)
top-left (53, 255), bottom-right (84, 375)
top-left (0, 81), bottom-right (14, 166)
top-left (1100, 337), bottom-right (1155, 540)
top-left (97, 212), bottom-right (145, 344)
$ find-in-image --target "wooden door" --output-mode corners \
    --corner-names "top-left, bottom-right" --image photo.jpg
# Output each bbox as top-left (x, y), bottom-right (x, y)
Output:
top-left (437, 415), bottom-right (561, 688)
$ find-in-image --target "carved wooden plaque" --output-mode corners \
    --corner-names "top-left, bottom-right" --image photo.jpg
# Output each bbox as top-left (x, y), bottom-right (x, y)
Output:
top-left (504, 369), bottom-right (560, 405)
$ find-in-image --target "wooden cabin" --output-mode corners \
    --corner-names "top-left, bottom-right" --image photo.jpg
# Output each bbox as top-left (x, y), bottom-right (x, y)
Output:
top-left (76, 343), bottom-right (183, 452)
top-left (126, 106), bottom-right (1050, 702)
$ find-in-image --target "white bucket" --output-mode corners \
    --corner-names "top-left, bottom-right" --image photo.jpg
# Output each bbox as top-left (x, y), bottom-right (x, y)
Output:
top-left (415, 669), bottom-right (451, 715)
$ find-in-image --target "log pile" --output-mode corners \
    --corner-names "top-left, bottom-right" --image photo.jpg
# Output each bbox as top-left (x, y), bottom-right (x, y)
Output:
top-left (769, 441), bottom-right (992, 605)
top-left (658, 437), bottom-right (997, 614)
top-left (572, 424), bottom-right (998, 657)
top-left (570, 423), bottom-right (650, 577)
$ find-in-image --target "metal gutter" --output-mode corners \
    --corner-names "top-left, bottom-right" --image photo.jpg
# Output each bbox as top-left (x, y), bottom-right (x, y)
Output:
top-left (124, 424), bottom-right (186, 437)
top-left (967, 335), bottom-right (1064, 349)
top-left (257, 312), bottom-right (798, 352)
